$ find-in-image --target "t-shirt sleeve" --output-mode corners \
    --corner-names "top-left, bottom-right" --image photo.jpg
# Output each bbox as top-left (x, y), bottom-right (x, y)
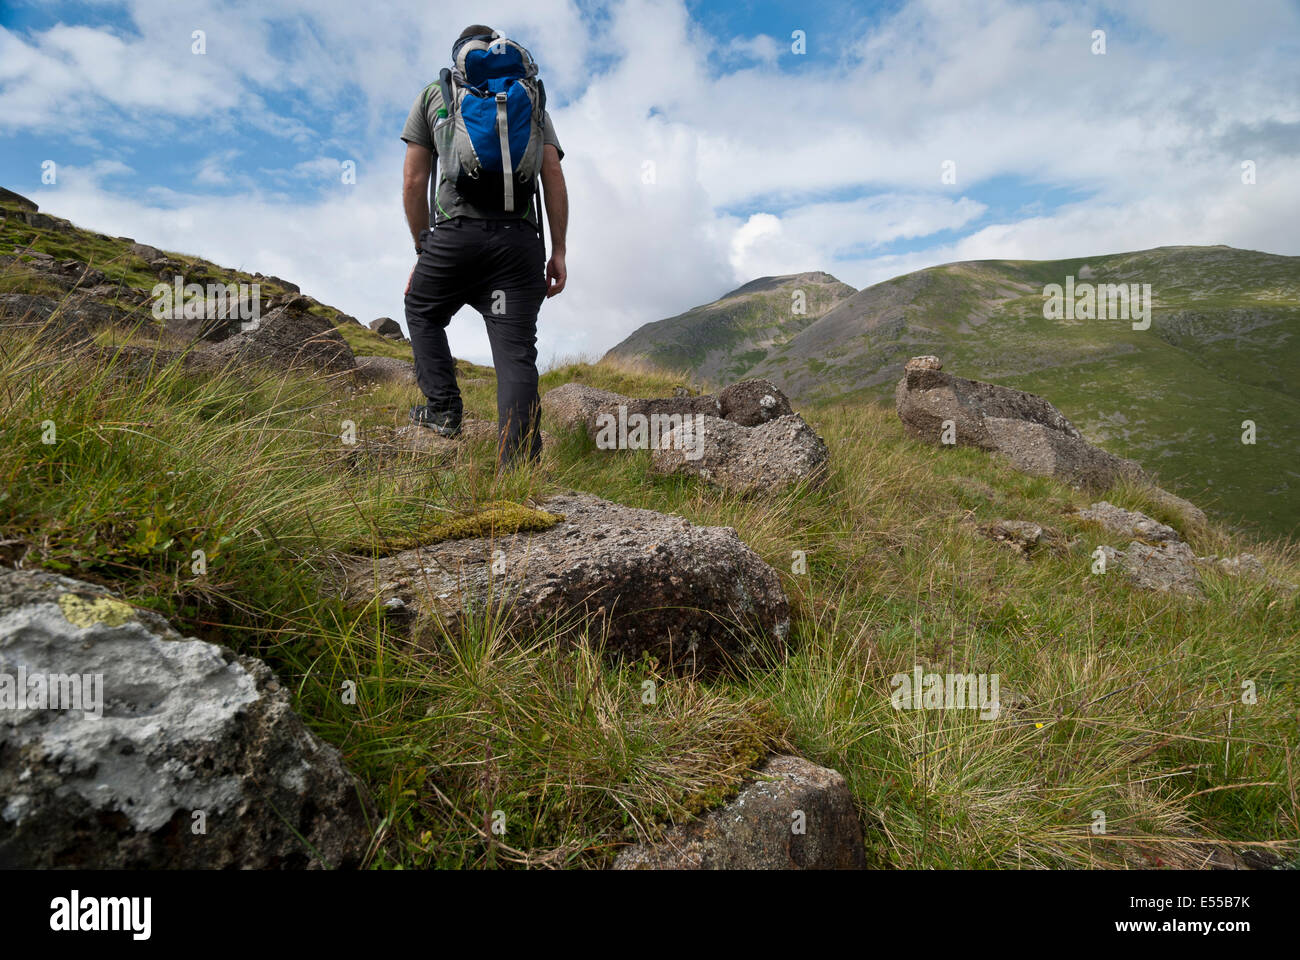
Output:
top-left (401, 87), bottom-right (435, 152)
top-left (542, 111), bottom-right (563, 161)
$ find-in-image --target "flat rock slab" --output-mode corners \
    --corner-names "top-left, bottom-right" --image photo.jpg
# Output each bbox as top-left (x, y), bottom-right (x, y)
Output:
top-left (352, 355), bottom-right (415, 386)
top-left (613, 755), bottom-right (865, 869)
top-left (341, 491), bottom-right (790, 674)
top-left (651, 414), bottom-right (830, 493)
top-left (1078, 501), bottom-right (1182, 544)
top-left (0, 567), bottom-right (371, 868)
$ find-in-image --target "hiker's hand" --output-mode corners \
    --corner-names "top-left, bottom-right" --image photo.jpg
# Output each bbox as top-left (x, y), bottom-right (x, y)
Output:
top-left (405, 264), bottom-right (415, 296)
top-left (546, 252), bottom-right (566, 298)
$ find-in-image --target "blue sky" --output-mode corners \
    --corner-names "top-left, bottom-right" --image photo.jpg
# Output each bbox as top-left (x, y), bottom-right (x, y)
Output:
top-left (2, 0), bottom-right (1297, 365)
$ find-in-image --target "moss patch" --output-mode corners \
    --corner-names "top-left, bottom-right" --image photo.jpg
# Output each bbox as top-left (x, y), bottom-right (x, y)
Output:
top-left (359, 500), bottom-right (563, 555)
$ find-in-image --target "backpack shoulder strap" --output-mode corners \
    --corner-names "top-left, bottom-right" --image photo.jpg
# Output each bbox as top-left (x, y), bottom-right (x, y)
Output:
top-left (438, 68), bottom-right (455, 114)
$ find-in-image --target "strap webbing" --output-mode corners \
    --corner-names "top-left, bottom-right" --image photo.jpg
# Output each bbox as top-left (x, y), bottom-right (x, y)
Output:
top-left (496, 92), bottom-right (514, 212)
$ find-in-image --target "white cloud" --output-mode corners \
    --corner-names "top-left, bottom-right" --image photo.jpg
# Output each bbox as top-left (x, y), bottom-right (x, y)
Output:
top-left (2, 0), bottom-right (1297, 366)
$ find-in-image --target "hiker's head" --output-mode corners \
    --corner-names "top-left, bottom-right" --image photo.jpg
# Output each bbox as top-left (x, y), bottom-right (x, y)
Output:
top-left (455, 24), bottom-right (499, 57)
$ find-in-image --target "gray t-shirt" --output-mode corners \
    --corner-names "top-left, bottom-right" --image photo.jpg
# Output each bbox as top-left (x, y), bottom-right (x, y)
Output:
top-left (401, 82), bottom-right (562, 228)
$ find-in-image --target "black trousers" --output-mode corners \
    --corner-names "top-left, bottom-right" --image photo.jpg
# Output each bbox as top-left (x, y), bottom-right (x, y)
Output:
top-left (404, 217), bottom-right (548, 465)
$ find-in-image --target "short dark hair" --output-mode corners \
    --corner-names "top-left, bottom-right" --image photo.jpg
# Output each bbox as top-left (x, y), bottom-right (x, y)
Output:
top-left (459, 24), bottom-right (496, 41)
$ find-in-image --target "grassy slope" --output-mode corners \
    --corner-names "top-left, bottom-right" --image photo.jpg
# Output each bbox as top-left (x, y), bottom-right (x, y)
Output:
top-left (1, 323), bottom-right (1295, 867)
top-left (2, 201), bottom-right (1297, 869)
top-left (627, 248), bottom-right (1300, 538)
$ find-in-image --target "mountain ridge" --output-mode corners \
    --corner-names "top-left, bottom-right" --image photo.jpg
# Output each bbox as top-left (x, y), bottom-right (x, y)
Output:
top-left (605, 245), bottom-right (1300, 537)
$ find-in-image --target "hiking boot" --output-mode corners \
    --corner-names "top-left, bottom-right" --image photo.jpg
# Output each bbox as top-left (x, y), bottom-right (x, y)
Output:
top-left (410, 404), bottom-right (462, 437)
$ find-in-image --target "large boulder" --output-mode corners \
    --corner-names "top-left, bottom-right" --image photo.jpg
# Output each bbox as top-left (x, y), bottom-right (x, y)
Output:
top-left (340, 491), bottom-right (790, 674)
top-left (0, 567), bottom-right (372, 868)
top-left (128, 242), bottom-right (165, 263)
top-left (541, 382), bottom-right (721, 435)
top-left (198, 304), bottom-right (356, 374)
top-left (651, 414), bottom-right (830, 493)
top-left (896, 357), bottom-right (1142, 490)
top-left (369, 317), bottom-right (404, 340)
top-left (613, 755), bottom-right (865, 869)
top-left (717, 378), bottom-right (795, 427)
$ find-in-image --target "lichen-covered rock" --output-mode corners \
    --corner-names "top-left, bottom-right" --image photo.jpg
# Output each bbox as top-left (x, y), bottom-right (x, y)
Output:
top-left (717, 378), bottom-right (794, 427)
top-left (1096, 541), bottom-right (1202, 596)
top-left (651, 414), bottom-right (830, 493)
top-left (340, 491), bottom-right (790, 674)
top-left (0, 567), bottom-right (372, 869)
top-left (613, 755), bottom-right (865, 869)
top-left (198, 304), bottom-right (355, 374)
top-left (896, 359), bottom-right (1142, 490)
top-left (1078, 501), bottom-right (1183, 544)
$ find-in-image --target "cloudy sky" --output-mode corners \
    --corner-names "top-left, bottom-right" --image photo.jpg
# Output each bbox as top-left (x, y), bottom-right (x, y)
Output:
top-left (1, 0), bottom-right (1297, 366)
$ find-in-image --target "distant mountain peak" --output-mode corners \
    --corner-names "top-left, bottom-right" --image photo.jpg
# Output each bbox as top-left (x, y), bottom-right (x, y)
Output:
top-left (719, 271), bottom-right (847, 301)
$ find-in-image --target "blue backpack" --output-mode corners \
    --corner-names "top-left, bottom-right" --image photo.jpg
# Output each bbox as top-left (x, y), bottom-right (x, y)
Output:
top-left (432, 34), bottom-right (547, 216)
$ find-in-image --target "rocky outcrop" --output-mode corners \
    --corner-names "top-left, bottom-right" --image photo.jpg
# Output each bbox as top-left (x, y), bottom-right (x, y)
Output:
top-left (340, 491), bottom-right (790, 674)
top-left (651, 414), bottom-right (830, 493)
top-left (896, 357), bottom-right (1141, 490)
top-left (253, 273), bottom-right (300, 294)
top-left (198, 304), bottom-right (355, 374)
top-left (613, 755), bottom-right (865, 869)
top-left (1082, 502), bottom-right (1294, 596)
top-left (128, 242), bottom-right (165, 263)
top-left (1078, 501), bottom-right (1182, 544)
top-left (369, 317), bottom-right (403, 340)
top-left (717, 378), bottom-right (795, 427)
top-left (0, 187), bottom-right (38, 211)
top-left (0, 293), bottom-right (142, 341)
top-left (1096, 541), bottom-right (1202, 596)
top-left (542, 383), bottom-right (721, 434)
top-left (542, 380), bottom-right (826, 494)
top-left (0, 567), bottom-right (372, 869)
top-left (544, 378), bottom-right (798, 434)
top-left (353, 355), bottom-right (415, 386)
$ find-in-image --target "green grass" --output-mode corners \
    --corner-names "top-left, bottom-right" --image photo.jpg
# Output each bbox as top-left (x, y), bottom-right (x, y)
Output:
top-left (3, 206), bottom-right (1296, 870)
top-left (8, 325), bottom-right (1295, 869)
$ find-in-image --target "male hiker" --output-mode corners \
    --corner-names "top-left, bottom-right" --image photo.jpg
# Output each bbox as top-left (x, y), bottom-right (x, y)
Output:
top-left (401, 24), bottom-right (568, 466)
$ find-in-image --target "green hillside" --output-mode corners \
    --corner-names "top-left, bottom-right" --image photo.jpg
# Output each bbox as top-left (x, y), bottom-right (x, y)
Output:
top-left (608, 247), bottom-right (1300, 538)
top-left (605, 271), bottom-right (855, 384)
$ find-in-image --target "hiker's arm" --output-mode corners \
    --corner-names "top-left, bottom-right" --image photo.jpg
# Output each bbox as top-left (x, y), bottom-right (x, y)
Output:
top-left (403, 143), bottom-right (433, 251)
top-left (541, 144), bottom-right (567, 297)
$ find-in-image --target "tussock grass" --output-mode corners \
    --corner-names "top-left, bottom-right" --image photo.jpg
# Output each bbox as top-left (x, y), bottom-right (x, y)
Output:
top-left (1, 316), bottom-right (1295, 869)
